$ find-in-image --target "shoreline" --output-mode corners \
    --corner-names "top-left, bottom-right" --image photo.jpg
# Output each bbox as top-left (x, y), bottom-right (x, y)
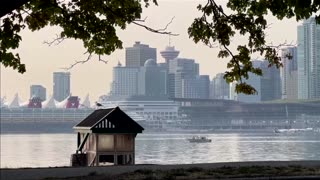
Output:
top-left (2, 161), bottom-right (320, 180)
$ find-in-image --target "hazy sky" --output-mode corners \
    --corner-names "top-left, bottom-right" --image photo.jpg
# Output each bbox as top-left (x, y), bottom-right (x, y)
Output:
top-left (0, 0), bottom-right (299, 103)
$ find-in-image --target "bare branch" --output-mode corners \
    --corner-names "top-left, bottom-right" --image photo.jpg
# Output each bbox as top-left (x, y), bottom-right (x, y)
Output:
top-left (61, 53), bottom-right (92, 70)
top-left (43, 34), bottom-right (66, 46)
top-left (265, 41), bottom-right (296, 49)
top-left (132, 16), bottom-right (179, 36)
top-left (60, 53), bottom-right (108, 70)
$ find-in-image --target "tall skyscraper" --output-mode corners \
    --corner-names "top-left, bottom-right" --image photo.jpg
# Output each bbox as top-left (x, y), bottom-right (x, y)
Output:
top-left (297, 17), bottom-right (320, 99)
top-left (53, 72), bottom-right (70, 102)
top-left (260, 61), bottom-right (281, 101)
top-left (168, 58), bottom-right (199, 98)
top-left (110, 60), bottom-right (167, 98)
top-left (125, 41), bottom-right (157, 67)
top-left (281, 47), bottom-right (298, 99)
top-left (211, 73), bottom-right (230, 99)
top-left (110, 62), bottom-right (139, 97)
top-left (237, 61), bottom-right (262, 103)
top-left (236, 60), bottom-right (281, 102)
top-left (30, 85), bottom-right (46, 101)
top-left (138, 59), bottom-right (167, 97)
top-left (181, 75), bottom-right (210, 99)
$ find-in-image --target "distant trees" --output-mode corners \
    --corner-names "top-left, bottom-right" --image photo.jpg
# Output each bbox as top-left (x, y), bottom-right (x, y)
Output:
top-left (1, 0), bottom-right (319, 94)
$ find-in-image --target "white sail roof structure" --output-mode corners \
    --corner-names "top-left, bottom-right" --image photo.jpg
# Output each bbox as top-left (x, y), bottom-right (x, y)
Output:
top-left (9, 93), bottom-right (22, 108)
top-left (42, 96), bottom-right (57, 108)
top-left (0, 96), bottom-right (7, 108)
top-left (56, 95), bottom-right (69, 108)
top-left (80, 94), bottom-right (91, 108)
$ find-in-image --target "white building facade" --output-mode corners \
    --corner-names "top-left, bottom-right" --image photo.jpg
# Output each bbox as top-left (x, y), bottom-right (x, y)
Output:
top-left (110, 63), bottom-right (140, 97)
top-left (281, 47), bottom-right (298, 100)
top-left (297, 17), bottom-right (320, 99)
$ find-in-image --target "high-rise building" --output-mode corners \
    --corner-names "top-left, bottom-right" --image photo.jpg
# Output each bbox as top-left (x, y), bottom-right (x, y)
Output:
top-left (260, 61), bottom-right (281, 101)
top-left (125, 41), bottom-right (157, 67)
top-left (181, 75), bottom-right (210, 99)
top-left (237, 61), bottom-right (262, 103)
top-left (211, 73), bottom-right (230, 99)
top-left (30, 85), bottom-right (46, 101)
top-left (236, 60), bottom-right (281, 102)
top-left (110, 60), bottom-right (167, 98)
top-left (138, 59), bottom-right (167, 97)
top-left (53, 72), bottom-right (70, 102)
top-left (110, 62), bottom-right (140, 97)
top-left (297, 17), bottom-right (320, 99)
top-left (209, 80), bottom-right (215, 99)
top-left (168, 58), bottom-right (199, 98)
top-left (229, 82), bottom-right (237, 100)
top-left (281, 47), bottom-right (298, 99)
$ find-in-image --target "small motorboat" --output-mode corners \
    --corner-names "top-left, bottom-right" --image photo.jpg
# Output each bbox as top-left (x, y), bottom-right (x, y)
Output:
top-left (187, 136), bottom-right (211, 143)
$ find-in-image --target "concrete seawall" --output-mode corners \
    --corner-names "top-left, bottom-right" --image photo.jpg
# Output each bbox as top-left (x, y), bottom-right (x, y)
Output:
top-left (2, 161), bottom-right (320, 180)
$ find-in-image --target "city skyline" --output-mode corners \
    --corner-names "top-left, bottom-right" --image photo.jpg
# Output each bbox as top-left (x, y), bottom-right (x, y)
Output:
top-left (0, 1), bottom-right (300, 102)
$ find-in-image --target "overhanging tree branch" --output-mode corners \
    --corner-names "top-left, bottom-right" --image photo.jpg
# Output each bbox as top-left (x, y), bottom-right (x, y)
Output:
top-left (132, 16), bottom-right (178, 36)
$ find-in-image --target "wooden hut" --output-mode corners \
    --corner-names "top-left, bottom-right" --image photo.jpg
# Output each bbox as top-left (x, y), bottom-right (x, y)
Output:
top-left (71, 107), bottom-right (144, 166)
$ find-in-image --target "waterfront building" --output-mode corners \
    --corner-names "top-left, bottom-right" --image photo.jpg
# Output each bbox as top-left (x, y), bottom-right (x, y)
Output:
top-left (53, 72), bottom-right (70, 102)
top-left (72, 107), bottom-right (143, 166)
top-left (168, 58), bottom-right (199, 98)
top-left (110, 62), bottom-right (139, 97)
top-left (211, 73), bottom-right (230, 99)
top-left (100, 96), bottom-right (180, 129)
top-left (281, 47), bottom-right (298, 100)
top-left (297, 17), bottom-right (320, 99)
top-left (125, 41), bottom-right (157, 67)
top-left (30, 85), bottom-right (46, 101)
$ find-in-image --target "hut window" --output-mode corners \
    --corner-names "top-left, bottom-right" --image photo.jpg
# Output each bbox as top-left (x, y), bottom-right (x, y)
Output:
top-left (98, 134), bottom-right (114, 151)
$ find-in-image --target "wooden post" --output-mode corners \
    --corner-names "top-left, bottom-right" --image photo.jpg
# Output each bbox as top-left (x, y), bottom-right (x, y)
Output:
top-left (133, 134), bottom-right (135, 164)
top-left (96, 134), bottom-right (99, 166)
top-left (114, 134), bottom-right (117, 165)
top-left (77, 132), bottom-right (81, 149)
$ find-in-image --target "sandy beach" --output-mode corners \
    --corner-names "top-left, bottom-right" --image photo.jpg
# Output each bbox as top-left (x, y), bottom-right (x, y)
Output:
top-left (1, 161), bottom-right (320, 180)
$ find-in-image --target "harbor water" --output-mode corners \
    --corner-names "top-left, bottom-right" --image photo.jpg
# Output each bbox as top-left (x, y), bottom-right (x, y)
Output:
top-left (1, 132), bottom-right (320, 168)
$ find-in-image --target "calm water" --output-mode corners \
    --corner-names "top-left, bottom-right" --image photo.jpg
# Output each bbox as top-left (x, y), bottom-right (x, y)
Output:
top-left (1, 133), bottom-right (320, 168)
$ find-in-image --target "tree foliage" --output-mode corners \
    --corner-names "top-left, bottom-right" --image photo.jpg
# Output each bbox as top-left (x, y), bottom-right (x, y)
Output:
top-left (1, 0), bottom-right (319, 94)
top-left (188, 0), bottom-right (319, 94)
top-left (0, 0), bottom-right (158, 73)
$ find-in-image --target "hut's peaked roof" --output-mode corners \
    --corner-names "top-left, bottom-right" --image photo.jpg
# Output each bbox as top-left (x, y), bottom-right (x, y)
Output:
top-left (74, 107), bottom-right (144, 133)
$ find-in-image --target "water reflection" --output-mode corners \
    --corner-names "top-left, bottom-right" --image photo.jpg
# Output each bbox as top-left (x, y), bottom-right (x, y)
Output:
top-left (1, 133), bottom-right (320, 168)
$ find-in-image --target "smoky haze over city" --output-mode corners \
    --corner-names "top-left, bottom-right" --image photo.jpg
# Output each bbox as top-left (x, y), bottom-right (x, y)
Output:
top-left (1, 0), bottom-right (320, 178)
